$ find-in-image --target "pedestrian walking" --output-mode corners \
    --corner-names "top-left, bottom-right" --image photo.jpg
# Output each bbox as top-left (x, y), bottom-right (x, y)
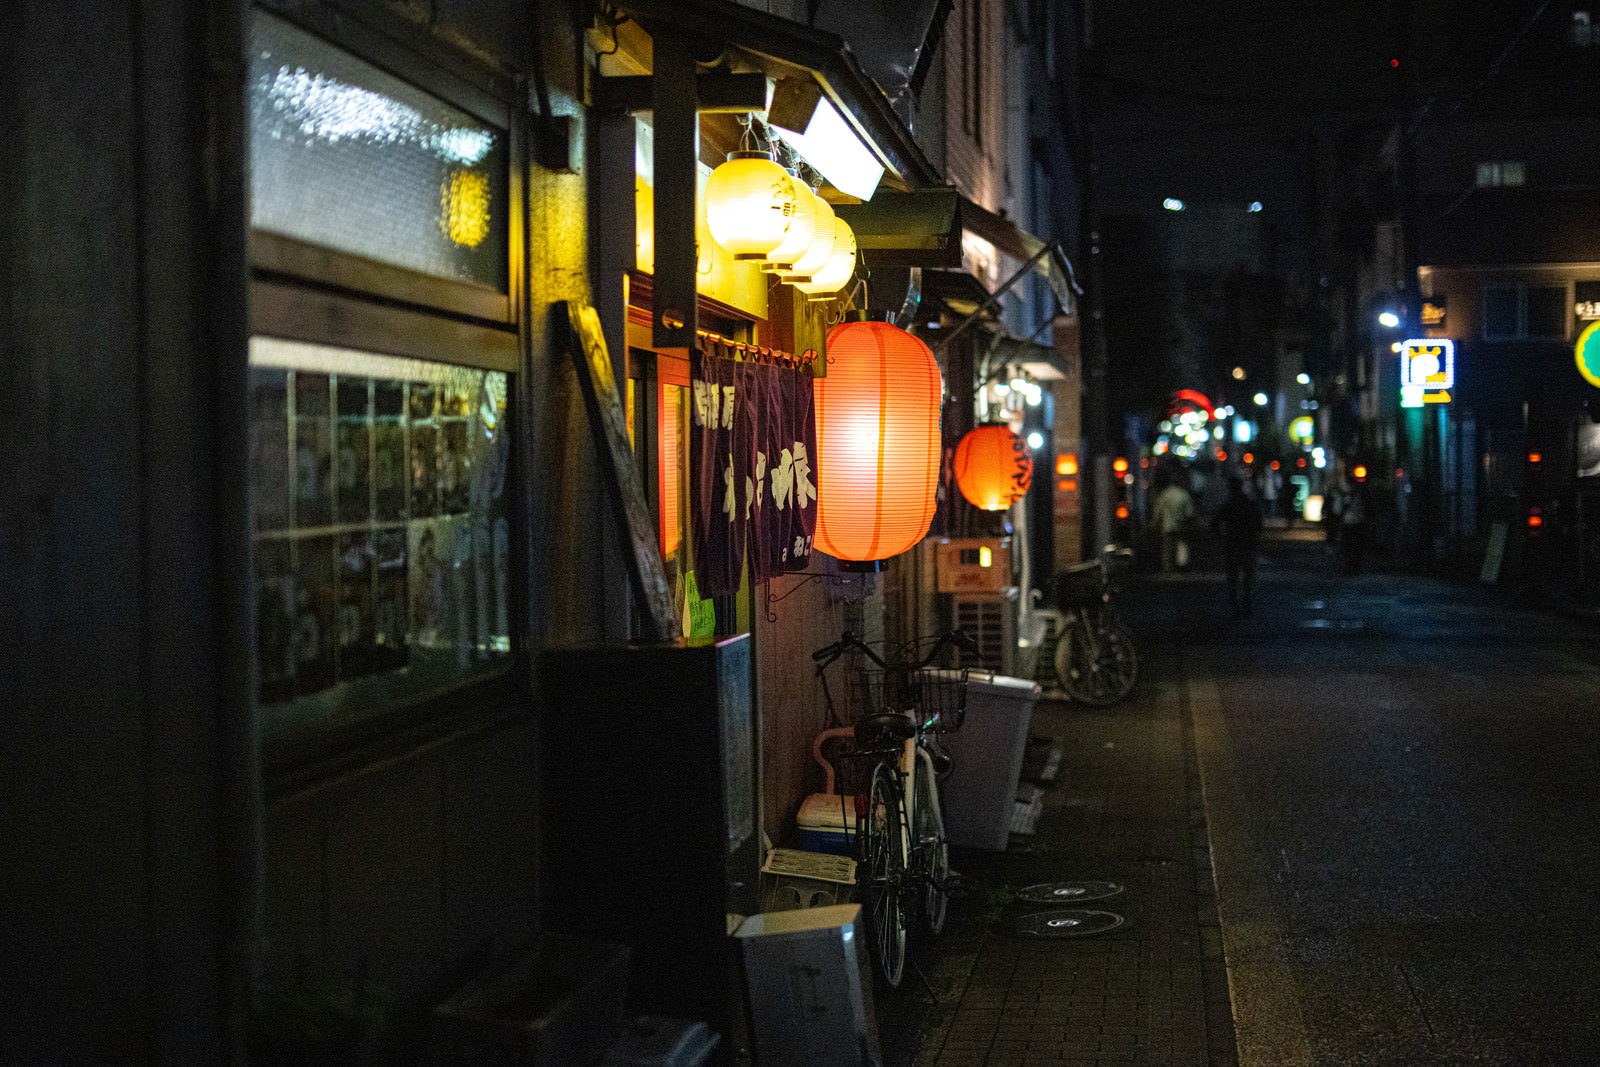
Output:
top-left (1152, 475), bottom-right (1194, 573)
top-left (1339, 479), bottom-right (1370, 574)
top-left (1212, 476), bottom-right (1263, 616)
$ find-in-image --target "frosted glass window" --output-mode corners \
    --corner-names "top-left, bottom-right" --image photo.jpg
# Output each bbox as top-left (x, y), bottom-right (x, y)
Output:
top-left (249, 10), bottom-right (508, 288)
top-left (250, 337), bottom-right (511, 744)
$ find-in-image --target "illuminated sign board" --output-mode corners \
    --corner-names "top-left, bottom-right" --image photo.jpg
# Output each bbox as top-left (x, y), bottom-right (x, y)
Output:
top-left (1400, 338), bottom-right (1454, 407)
top-left (1420, 298), bottom-right (1446, 327)
top-left (1577, 281), bottom-right (1600, 322)
top-left (1576, 321), bottom-right (1600, 387)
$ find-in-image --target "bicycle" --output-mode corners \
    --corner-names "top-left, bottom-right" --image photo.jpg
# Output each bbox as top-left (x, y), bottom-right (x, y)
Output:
top-left (1052, 547), bottom-right (1138, 706)
top-left (810, 630), bottom-right (975, 989)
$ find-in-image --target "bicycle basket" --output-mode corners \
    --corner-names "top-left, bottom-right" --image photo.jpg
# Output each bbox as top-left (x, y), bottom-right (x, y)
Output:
top-left (846, 667), bottom-right (969, 735)
top-left (1055, 566), bottom-right (1106, 608)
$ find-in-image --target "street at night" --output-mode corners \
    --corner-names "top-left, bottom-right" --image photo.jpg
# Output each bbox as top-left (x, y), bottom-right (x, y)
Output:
top-left (14, 1), bottom-right (1600, 1063)
top-left (891, 528), bottom-right (1600, 1065)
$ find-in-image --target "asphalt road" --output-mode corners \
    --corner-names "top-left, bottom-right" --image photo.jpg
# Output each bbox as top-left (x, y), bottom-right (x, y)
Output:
top-left (1137, 528), bottom-right (1600, 1065)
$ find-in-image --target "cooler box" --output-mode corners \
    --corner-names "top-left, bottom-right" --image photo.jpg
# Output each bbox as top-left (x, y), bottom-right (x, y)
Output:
top-left (793, 792), bottom-right (856, 856)
top-left (937, 672), bottom-right (1042, 850)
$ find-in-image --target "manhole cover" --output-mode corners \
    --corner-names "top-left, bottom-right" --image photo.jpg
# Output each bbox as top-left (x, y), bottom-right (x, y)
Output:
top-left (1015, 910), bottom-right (1125, 938)
top-left (1016, 881), bottom-right (1125, 904)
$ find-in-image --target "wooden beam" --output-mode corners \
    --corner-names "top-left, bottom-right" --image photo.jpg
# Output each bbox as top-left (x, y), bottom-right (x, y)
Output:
top-left (555, 300), bottom-right (680, 640)
top-left (651, 32), bottom-right (698, 352)
top-left (594, 72), bottom-right (768, 114)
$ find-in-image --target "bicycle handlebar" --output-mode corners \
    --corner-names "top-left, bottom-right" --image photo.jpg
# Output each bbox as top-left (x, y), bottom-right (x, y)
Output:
top-left (812, 629), bottom-right (977, 671)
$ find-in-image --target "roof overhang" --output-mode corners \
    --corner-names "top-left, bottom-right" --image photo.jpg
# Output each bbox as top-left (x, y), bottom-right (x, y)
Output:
top-left (833, 188), bottom-right (963, 268)
top-left (613, 0), bottom-right (941, 192)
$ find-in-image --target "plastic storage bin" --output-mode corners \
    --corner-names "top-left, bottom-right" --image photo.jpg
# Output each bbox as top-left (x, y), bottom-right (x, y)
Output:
top-left (936, 671), bottom-right (1042, 850)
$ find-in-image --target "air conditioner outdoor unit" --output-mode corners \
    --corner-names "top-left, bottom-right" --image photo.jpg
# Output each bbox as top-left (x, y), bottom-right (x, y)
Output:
top-left (952, 592), bottom-right (1015, 676)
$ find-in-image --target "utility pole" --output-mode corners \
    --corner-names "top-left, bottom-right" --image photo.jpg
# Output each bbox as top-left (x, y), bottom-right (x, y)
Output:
top-left (1077, 0), bottom-right (1114, 556)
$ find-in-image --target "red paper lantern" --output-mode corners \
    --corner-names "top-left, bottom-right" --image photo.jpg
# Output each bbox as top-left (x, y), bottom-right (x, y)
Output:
top-left (953, 425), bottom-right (1033, 511)
top-left (814, 321), bottom-right (943, 561)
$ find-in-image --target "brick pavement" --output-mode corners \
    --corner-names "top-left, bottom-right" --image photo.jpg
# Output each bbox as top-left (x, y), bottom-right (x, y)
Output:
top-left (877, 639), bottom-right (1237, 1067)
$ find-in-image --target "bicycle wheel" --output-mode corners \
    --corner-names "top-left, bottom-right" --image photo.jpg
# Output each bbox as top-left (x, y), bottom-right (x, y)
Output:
top-left (911, 750), bottom-right (950, 935)
top-left (1056, 617), bottom-right (1139, 706)
top-left (858, 762), bottom-right (908, 988)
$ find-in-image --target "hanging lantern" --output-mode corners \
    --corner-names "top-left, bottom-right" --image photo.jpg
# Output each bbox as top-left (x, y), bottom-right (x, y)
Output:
top-left (814, 320), bottom-right (943, 562)
top-left (763, 177), bottom-right (819, 269)
top-left (795, 219), bottom-right (857, 300)
top-left (953, 424), bottom-right (1033, 511)
top-left (704, 151), bottom-right (800, 261)
top-left (775, 196), bottom-right (836, 282)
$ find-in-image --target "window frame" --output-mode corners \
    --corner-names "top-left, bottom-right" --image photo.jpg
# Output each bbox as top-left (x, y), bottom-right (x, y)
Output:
top-left (246, 5), bottom-right (523, 329)
top-left (246, 3), bottom-right (529, 780)
top-left (1481, 281), bottom-right (1570, 342)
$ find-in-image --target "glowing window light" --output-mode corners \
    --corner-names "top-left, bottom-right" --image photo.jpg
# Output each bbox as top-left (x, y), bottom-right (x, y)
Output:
top-left (441, 169), bottom-right (490, 247)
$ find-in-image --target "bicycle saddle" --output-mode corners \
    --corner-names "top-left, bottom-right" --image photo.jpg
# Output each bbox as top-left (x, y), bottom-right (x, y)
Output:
top-left (854, 711), bottom-right (915, 750)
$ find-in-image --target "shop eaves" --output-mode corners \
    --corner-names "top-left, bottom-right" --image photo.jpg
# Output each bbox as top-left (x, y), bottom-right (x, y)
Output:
top-left (611, 0), bottom-right (941, 193)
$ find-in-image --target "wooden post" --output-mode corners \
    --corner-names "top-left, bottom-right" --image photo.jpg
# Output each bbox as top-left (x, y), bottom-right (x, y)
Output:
top-left (651, 31), bottom-right (698, 353)
top-left (556, 300), bottom-right (680, 639)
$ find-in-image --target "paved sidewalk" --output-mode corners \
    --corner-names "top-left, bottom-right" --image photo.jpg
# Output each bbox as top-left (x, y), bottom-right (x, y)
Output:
top-left (877, 646), bottom-right (1237, 1066)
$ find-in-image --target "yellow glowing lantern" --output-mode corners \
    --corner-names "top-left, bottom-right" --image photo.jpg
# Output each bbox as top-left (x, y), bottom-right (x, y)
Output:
top-left (776, 196), bottom-right (837, 282)
top-left (763, 177), bottom-right (820, 269)
top-left (795, 219), bottom-right (857, 299)
top-left (704, 151), bottom-right (801, 261)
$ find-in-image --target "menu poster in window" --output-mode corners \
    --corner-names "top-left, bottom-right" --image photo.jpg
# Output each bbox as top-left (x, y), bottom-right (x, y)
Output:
top-left (337, 532), bottom-right (377, 679)
top-left (295, 536), bottom-right (339, 694)
top-left (253, 369), bottom-right (290, 531)
top-left (257, 539), bottom-right (295, 704)
top-left (372, 529), bottom-right (410, 672)
top-left (690, 350), bottom-right (746, 597)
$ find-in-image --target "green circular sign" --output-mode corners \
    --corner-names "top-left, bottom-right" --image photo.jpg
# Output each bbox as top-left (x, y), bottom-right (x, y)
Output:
top-left (1578, 320), bottom-right (1600, 387)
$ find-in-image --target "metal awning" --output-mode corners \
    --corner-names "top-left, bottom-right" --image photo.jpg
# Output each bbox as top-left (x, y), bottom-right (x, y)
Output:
top-left (613, 0), bottom-right (941, 191)
top-left (833, 188), bottom-right (963, 268)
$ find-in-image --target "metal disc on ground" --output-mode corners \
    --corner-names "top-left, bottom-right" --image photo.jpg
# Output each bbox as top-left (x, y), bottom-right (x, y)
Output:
top-left (1016, 880), bottom-right (1125, 904)
top-left (1014, 909), bottom-right (1126, 938)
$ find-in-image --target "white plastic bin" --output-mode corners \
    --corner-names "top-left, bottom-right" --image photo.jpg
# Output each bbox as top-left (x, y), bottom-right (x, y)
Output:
top-left (937, 672), bottom-right (1042, 850)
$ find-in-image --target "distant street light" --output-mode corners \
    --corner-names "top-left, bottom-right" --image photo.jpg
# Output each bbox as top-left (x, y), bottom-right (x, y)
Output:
top-left (1378, 311), bottom-right (1401, 328)
top-left (1163, 198), bottom-right (1185, 211)
top-left (1296, 372), bottom-right (1311, 385)
top-left (1253, 392), bottom-right (1269, 406)
top-left (1248, 201), bottom-right (1263, 212)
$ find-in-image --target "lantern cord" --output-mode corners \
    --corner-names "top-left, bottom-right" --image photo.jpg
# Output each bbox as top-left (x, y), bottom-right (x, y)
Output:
top-left (592, 2), bottom-right (626, 58)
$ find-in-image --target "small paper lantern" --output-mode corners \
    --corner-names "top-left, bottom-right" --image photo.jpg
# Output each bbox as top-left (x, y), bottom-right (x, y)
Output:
top-left (775, 196), bottom-right (836, 282)
top-left (795, 219), bottom-right (857, 299)
top-left (704, 152), bottom-right (800, 261)
top-left (953, 425), bottom-right (1033, 511)
top-left (815, 321), bottom-right (943, 562)
top-left (763, 177), bottom-right (820, 269)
